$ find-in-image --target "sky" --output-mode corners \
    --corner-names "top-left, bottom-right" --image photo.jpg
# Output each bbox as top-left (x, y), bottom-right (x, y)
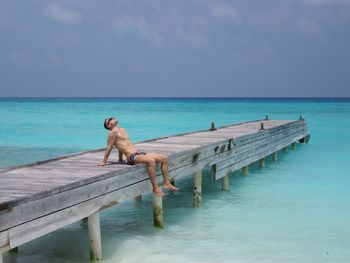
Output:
top-left (0, 0), bottom-right (350, 97)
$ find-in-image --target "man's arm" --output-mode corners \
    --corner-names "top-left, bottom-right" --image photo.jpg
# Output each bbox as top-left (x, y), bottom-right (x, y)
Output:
top-left (98, 132), bottom-right (117, 166)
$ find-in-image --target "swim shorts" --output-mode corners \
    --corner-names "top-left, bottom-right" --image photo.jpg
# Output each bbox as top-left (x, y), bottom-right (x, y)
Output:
top-left (127, 151), bottom-right (147, 165)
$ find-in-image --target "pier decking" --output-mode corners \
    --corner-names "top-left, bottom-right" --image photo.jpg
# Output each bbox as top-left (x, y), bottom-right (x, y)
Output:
top-left (0, 118), bottom-right (309, 262)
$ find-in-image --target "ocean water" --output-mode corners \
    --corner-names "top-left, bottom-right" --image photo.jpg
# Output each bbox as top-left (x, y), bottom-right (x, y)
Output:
top-left (1, 98), bottom-right (350, 263)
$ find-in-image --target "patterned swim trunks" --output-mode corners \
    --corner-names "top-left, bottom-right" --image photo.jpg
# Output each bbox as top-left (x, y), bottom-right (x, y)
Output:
top-left (127, 151), bottom-right (147, 165)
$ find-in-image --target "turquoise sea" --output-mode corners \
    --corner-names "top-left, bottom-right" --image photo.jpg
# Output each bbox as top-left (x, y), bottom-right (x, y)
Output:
top-left (1, 98), bottom-right (350, 263)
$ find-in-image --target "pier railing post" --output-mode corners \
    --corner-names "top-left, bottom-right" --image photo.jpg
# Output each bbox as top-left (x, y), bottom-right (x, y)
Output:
top-left (222, 174), bottom-right (229, 191)
top-left (259, 158), bottom-right (265, 168)
top-left (193, 170), bottom-right (202, 207)
top-left (118, 151), bottom-right (123, 162)
top-left (153, 194), bottom-right (164, 228)
top-left (88, 212), bottom-right (102, 261)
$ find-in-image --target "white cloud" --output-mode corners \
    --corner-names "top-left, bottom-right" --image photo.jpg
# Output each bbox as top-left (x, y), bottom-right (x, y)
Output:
top-left (113, 16), bottom-right (162, 43)
top-left (211, 3), bottom-right (241, 21)
top-left (44, 3), bottom-right (82, 24)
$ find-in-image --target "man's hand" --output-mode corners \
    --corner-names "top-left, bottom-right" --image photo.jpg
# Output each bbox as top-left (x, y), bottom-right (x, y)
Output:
top-left (97, 161), bottom-right (106, 167)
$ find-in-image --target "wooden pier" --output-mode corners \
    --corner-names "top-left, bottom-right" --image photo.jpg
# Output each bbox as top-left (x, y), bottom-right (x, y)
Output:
top-left (0, 118), bottom-right (309, 262)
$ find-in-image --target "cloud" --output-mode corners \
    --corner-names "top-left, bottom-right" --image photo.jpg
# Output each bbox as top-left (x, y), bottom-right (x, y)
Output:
top-left (211, 3), bottom-right (241, 21)
top-left (113, 16), bottom-right (162, 43)
top-left (113, 14), bottom-right (208, 46)
top-left (44, 3), bottom-right (82, 24)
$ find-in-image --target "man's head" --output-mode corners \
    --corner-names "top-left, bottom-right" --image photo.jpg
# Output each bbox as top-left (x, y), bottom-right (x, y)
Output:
top-left (104, 117), bottom-right (118, 130)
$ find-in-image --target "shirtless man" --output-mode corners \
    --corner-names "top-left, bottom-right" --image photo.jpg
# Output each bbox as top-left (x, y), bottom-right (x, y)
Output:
top-left (97, 117), bottom-right (179, 197)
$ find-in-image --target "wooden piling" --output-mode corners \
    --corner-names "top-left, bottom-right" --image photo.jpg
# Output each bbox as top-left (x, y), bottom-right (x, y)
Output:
top-left (211, 164), bottom-right (216, 181)
top-left (10, 247), bottom-right (18, 253)
top-left (222, 174), bottom-right (229, 191)
top-left (87, 213), bottom-right (102, 261)
top-left (292, 142), bottom-right (297, 150)
top-left (259, 158), bottom-right (265, 168)
top-left (153, 194), bottom-right (164, 228)
top-left (272, 152), bottom-right (278, 161)
top-left (134, 195), bottom-right (142, 202)
top-left (283, 146), bottom-right (288, 152)
top-left (193, 170), bottom-right (202, 207)
top-left (242, 165), bottom-right (249, 176)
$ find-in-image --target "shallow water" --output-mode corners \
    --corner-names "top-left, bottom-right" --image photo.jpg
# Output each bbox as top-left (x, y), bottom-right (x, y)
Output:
top-left (1, 98), bottom-right (350, 262)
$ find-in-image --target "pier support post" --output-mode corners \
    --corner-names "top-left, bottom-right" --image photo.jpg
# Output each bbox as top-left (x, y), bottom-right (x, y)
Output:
top-left (153, 194), bottom-right (164, 228)
top-left (283, 146), bottom-right (288, 152)
top-left (193, 170), bottom-right (202, 207)
top-left (222, 174), bottom-right (229, 191)
top-left (88, 212), bottom-right (102, 261)
top-left (259, 158), bottom-right (265, 168)
top-left (211, 164), bottom-right (216, 181)
top-left (272, 152), bottom-right (278, 161)
top-left (242, 165), bottom-right (249, 176)
top-left (134, 194), bottom-right (142, 202)
top-left (10, 248), bottom-right (18, 253)
top-left (292, 142), bottom-right (297, 150)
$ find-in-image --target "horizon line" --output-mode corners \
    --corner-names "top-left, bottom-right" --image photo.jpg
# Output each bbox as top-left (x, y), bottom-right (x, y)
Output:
top-left (0, 96), bottom-right (350, 99)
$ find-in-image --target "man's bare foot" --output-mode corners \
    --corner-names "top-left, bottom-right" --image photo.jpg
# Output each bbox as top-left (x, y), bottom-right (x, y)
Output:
top-left (153, 189), bottom-right (165, 197)
top-left (164, 184), bottom-right (180, 192)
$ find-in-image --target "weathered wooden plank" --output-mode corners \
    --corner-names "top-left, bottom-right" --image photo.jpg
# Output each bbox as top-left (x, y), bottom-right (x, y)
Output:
top-left (233, 121), bottom-right (305, 147)
top-left (0, 138), bottom-right (234, 231)
top-left (162, 127), bottom-right (306, 181)
top-left (0, 231), bottom-right (9, 253)
top-left (6, 175), bottom-right (160, 249)
top-left (214, 126), bottom-right (307, 169)
top-left (214, 132), bottom-right (308, 180)
top-left (0, 166), bottom-right (159, 231)
top-left (217, 130), bottom-right (304, 170)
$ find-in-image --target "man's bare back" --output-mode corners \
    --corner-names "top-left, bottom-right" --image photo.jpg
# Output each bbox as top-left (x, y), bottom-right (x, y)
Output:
top-left (98, 117), bottom-right (179, 196)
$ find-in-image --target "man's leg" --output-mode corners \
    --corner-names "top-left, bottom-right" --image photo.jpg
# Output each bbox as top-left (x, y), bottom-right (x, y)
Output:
top-left (145, 152), bottom-right (179, 191)
top-left (134, 155), bottom-right (165, 197)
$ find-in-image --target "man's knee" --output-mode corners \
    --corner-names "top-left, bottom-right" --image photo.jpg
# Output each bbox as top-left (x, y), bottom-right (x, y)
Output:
top-left (147, 158), bottom-right (156, 167)
top-left (161, 156), bottom-right (168, 164)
